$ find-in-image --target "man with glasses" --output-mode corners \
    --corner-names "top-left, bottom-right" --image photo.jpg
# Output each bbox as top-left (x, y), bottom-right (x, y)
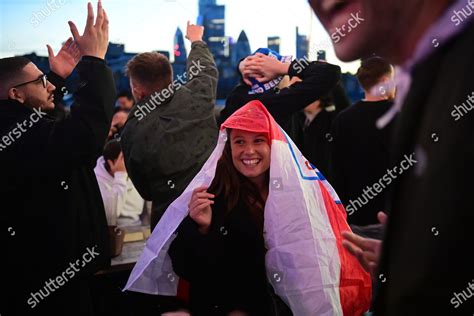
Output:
top-left (1, 1), bottom-right (116, 315)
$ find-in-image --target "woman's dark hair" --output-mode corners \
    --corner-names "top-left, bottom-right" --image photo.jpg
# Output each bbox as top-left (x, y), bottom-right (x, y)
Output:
top-left (103, 139), bottom-right (122, 172)
top-left (208, 130), bottom-right (269, 230)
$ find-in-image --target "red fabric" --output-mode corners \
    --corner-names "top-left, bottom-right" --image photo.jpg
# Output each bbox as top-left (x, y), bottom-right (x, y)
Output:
top-left (176, 278), bottom-right (190, 304)
top-left (221, 100), bottom-right (286, 142)
top-left (318, 182), bottom-right (372, 315)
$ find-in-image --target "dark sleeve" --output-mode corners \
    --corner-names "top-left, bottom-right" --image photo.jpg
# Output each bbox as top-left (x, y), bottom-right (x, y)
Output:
top-left (41, 56), bottom-right (116, 166)
top-left (168, 216), bottom-right (221, 282)
top-left (184, 41), bottom-right (219, 108)
top-left (261, 60), bottom-right (341, 125)
top-left (331, 81), bottom-right (351, 114)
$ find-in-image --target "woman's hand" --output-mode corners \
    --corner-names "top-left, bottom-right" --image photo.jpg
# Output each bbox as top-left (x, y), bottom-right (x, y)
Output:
top-left (188, 186), bottom-right (215, 234)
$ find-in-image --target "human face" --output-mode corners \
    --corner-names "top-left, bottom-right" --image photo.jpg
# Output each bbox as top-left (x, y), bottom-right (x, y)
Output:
top-left (117, 96), bottom-right (134, 110)
top-left (309, 0), bottom-right (430, 63)
top-left (230, 129), bottom-right (271, 187)
top-left (9, 63), bottom-right (56, 110)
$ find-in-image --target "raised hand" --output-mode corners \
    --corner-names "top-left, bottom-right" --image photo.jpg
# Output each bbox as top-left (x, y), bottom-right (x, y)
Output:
top-left (188, 186), bottom-right (214, 234)
top-left (68, 0), bottom-right (109, 59)
top-left (107, 152), bottom-right (126, 176)
top-left (238, 56), bottom-right (263, 86)
top-left (341, 212), bottom-right (387, 276)
top-left (242, 53), bottom-right (290, 83)
top-left (185, 21), bottom-right (204, 43)
top-left (47, 37), bottom-right (81, 79)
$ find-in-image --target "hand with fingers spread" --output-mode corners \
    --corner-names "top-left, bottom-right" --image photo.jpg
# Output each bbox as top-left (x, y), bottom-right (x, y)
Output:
top-left (185, 21), bottom-right (204, 43)
top-left (242, 53), bottom-right (290, 83)
top-left (188, 186), bottom-right (215, 234)
top-left (342, 211), bottom-right (387, 276)
top-left (47, 37), bottom-right (81, 79)
top-left (68, 0), bottom-right (109, 59)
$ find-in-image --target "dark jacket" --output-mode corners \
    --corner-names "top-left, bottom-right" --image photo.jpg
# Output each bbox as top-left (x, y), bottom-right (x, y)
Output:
top-left (373, 23), bottom-right (474, 315)
top-left (219, 60), bottom-right (341, 127)
top-left (121, 41), bottom-right (219, 228)
top-left (1, 57), bottom-right (116, 315)
top-left (169, 196), bottom-right (292, 316)
top-left (330, 100), bottom-right (395, 225)
top-left (283, 82), bottom-right (350, 180)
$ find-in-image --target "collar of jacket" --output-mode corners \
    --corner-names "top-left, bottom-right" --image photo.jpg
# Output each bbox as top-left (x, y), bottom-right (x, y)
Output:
top-left (0, 98), bottom-right (34, 117)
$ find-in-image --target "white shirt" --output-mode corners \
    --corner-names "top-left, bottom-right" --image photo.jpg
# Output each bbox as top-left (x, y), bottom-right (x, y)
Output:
top-left (94, 156), bottom-right (145, 226)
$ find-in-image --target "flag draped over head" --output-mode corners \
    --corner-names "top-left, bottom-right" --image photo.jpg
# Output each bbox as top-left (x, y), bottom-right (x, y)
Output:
top-left (248, 48), bottom-right (292, 95)
top-left (124, 100), bottom-right (372, 315)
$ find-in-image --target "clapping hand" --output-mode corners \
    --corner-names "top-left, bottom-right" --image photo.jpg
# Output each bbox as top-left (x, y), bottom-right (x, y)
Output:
top-left (68, 0), bottom-right (109, 59)
top-left (47, 37), bottom-right (81, 79)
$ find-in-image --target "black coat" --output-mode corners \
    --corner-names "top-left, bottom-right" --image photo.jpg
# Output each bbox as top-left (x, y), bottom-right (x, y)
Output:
top-left (330, 100), bottom-right (395, 225)
top-left (284, 107), bottom-right (338, 179)
top-left (1, 57), bottom-right (116, 315)
top-left (373, 23), bottom-right (474, 315)
top-left (168, 196), bottom-right (292, 316)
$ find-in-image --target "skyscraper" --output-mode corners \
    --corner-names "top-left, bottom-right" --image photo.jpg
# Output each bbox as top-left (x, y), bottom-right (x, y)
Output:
top-left (232, 30), bottom-right (251, 67)
top-left (173, 27), bottom-right (187, 80)
top-left (198, 0), bottom-right (226, 59)
top-left (267, 36), bottom-right (281, 53)
top-left (296, 26), bottom-right (309, 59)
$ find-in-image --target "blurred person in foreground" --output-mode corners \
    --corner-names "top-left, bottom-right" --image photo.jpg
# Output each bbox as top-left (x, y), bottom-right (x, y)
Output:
top-left (310, 0), bottom-right (474, 314)
top-left (1, 1), bottom-right (115, 315)
top-left (331, 56), bottom-right (396, 227)
top-left (121, 21), bottom-right (218, 229)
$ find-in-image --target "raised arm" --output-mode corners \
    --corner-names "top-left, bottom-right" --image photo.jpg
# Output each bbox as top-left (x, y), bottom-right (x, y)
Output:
top-left (41, 0), bottom-right (116, 166)
top-left (222, 55), bottom-right (341, 126)
top-left (184, 21), bottom-right (218, 106)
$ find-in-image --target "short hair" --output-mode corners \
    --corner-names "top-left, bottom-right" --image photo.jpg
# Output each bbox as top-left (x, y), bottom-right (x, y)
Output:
top-left (117, 90), bottom-right (133, 100)
top-left (356, 57), bottom-right (393, 91)
top-left (125, 52), bottom-right (172, 93)
top-left (103, 139), bottom-right (122, 172)
top-left (0, 56), bottom-right (32, 97)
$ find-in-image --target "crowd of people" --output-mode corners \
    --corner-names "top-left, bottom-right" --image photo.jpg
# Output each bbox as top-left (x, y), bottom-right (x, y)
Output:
top-left (1, 0), bottom-right (473, 315)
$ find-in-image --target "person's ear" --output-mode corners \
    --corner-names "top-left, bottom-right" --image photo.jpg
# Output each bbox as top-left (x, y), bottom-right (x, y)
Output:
top-left (8, 88), bottom-right (26, 103)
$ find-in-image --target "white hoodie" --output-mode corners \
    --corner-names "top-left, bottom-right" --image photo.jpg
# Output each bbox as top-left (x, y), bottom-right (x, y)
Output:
top-left (94, 156), bottom-right (145, 225)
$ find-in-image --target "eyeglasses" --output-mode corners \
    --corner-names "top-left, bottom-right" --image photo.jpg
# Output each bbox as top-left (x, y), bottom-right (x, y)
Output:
top-left (12, 74), bottom-right (48, 89)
